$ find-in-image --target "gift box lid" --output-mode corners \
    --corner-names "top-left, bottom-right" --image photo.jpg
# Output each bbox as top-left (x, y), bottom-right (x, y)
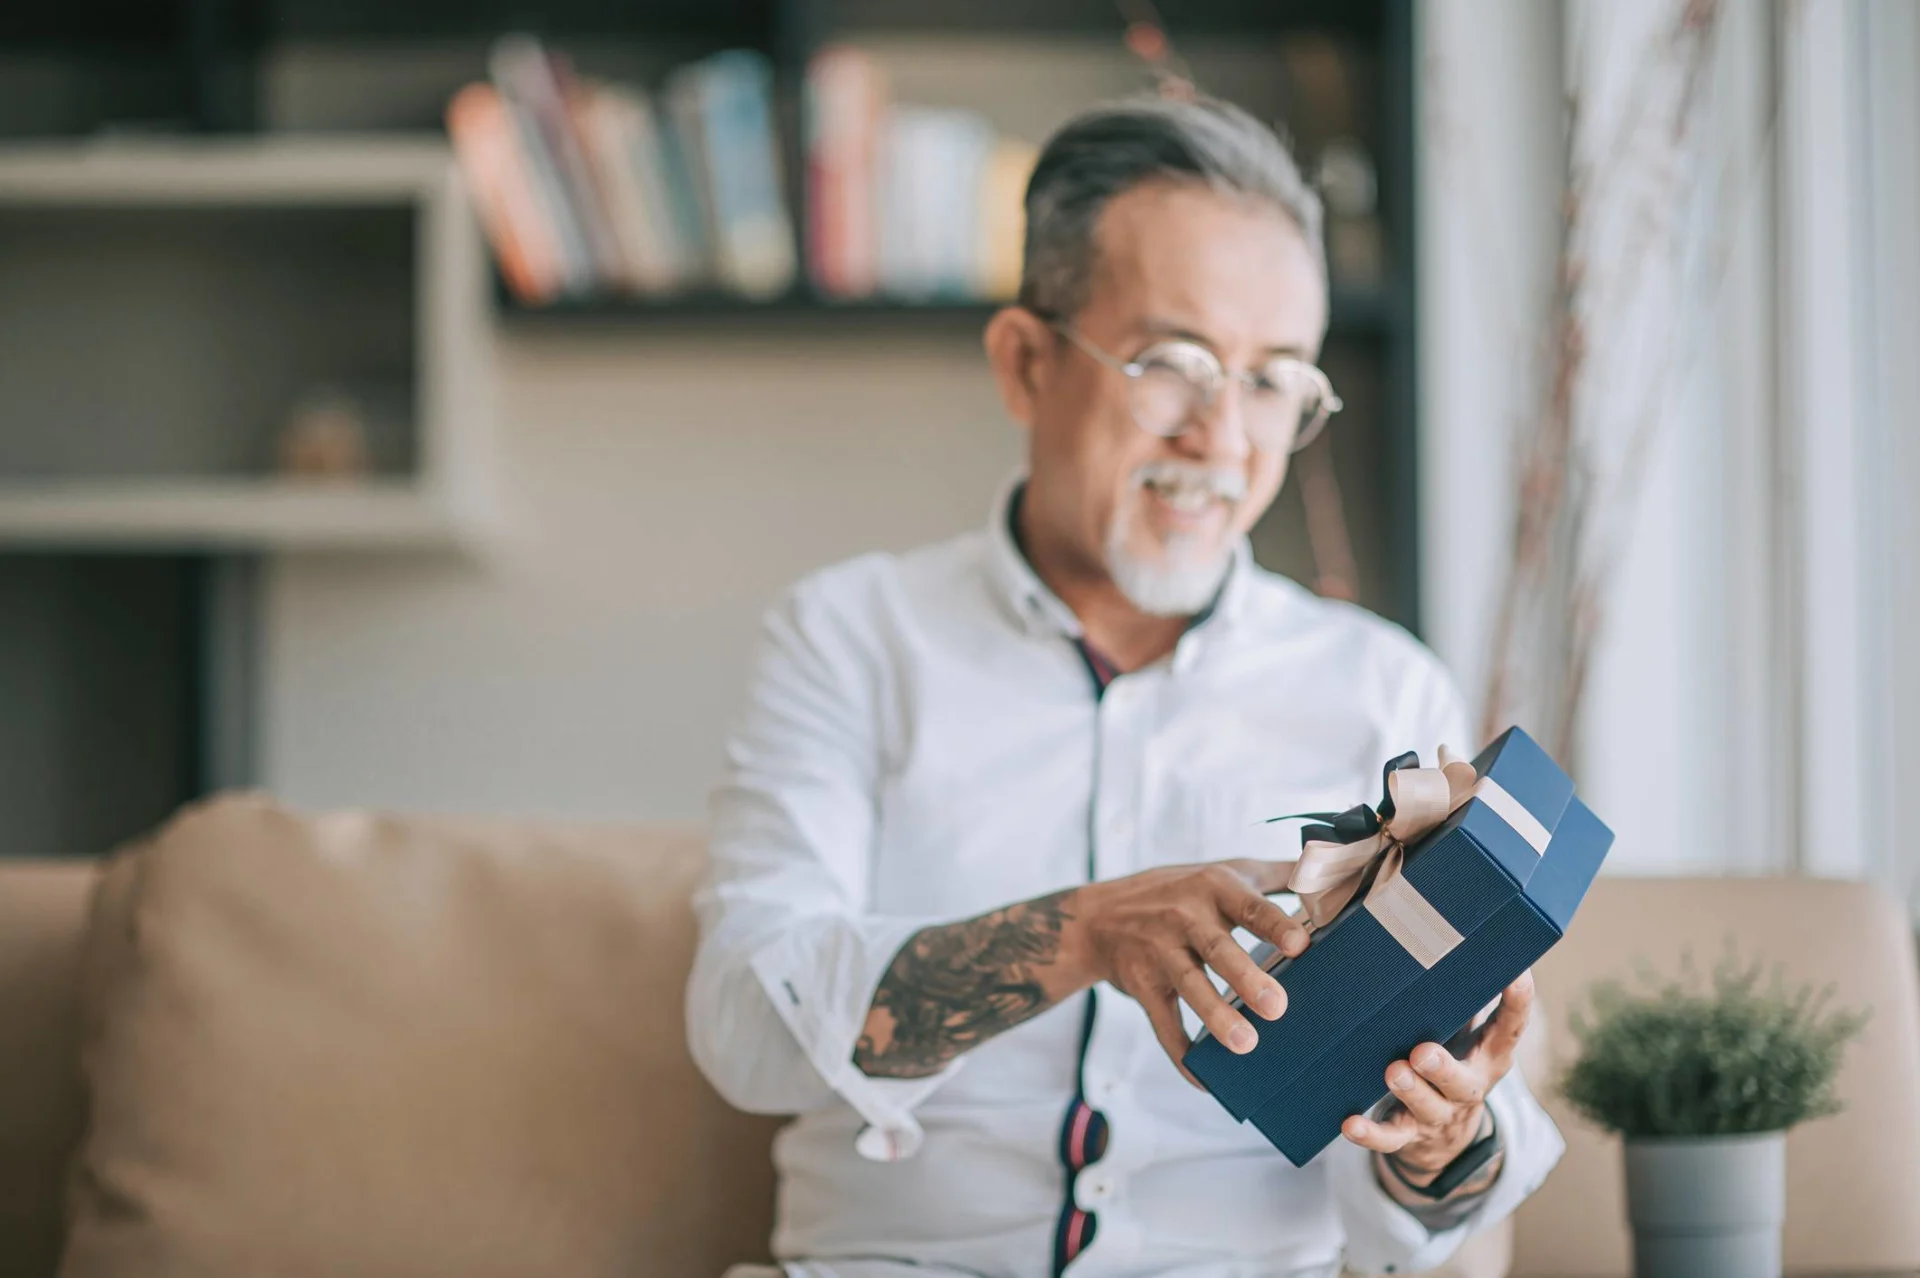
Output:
top-left (1184, 726), bottom-right (1579, 1121)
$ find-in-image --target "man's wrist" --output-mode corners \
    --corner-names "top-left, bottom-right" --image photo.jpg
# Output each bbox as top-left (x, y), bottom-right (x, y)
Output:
top-left (1378, 1107), bottom-right (1503, 1203)
top-left (1388, 1104), bottom-right (1490, 1180)
top-left (1047, 885), bottom-right (1103, 996)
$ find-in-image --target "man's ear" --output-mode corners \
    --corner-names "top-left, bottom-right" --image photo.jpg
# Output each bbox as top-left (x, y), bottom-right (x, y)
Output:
top-left (983, 306), bottom-right (1055, 430)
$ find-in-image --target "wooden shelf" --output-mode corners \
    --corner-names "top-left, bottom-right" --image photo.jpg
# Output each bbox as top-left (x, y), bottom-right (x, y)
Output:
top-left (0, 135), bottom-right (455, 205)
top-left (497, 289), bottom-right (999, 326)
top-left (495, 284), bottom-right (1406, 336)
top-left (0, 136), bottom-right (499, 554)
top-left (0, 479), bottom-right (474, 552)
top-left (825, 0), bottom-right (1383, 38)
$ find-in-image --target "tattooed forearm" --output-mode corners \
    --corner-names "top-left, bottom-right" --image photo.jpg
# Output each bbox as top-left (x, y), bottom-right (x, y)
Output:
top-left (854, 889), bottom-right (1079, 1078)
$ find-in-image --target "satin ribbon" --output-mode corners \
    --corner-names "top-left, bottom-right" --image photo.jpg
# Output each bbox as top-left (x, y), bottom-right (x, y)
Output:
top-left (1266, 748), bottom-right (1551, 969)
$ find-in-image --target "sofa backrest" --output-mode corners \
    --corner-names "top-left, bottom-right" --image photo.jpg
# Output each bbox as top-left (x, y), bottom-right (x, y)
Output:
top-left (14, 823), bottom-right (1920, 1278)
top-left (0, 859), bottom-right (97, 1278)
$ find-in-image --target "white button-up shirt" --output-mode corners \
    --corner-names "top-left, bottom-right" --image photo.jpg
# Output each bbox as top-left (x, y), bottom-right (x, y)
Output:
top-left (689, 486), bottom-right (1564, 1278)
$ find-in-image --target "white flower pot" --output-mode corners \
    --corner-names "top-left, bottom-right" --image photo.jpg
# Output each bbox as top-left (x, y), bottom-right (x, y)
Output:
top-left (1623, 1131), bottom-right (1786, 1278)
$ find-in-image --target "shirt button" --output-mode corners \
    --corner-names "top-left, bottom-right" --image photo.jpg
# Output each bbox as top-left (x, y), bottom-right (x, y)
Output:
top-left (1106, 815), bottom-right (1134, 843)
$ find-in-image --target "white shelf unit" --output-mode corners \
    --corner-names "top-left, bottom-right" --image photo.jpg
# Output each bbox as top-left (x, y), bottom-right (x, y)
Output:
top-left (0, 478), bottom-right (466, 551)
top-left (0, 137), bottom-right (497, 552)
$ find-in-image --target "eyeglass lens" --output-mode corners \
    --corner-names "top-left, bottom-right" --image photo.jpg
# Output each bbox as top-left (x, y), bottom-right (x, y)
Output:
top-left (1128, 344), bottom-right (1327, 451)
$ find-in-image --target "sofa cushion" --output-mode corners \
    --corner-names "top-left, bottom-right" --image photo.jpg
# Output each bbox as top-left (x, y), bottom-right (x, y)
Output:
top-left (63, 795), bottom-right (781, 1278)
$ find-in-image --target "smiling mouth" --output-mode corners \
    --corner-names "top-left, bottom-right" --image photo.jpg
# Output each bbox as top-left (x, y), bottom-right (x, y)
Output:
top-left (1141, 475), bottom-right (1241, 516)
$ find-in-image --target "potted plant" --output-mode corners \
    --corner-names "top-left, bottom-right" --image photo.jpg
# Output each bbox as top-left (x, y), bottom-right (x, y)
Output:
top-left (1561, 954), bottom-right (1867, 1278)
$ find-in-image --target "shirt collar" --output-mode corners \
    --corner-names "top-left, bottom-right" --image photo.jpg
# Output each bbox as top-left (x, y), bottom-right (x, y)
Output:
top-left (982, 474), bottom-right (1254, 645)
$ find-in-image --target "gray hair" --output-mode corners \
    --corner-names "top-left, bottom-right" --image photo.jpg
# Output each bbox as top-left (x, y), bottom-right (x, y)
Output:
top-left (1018, 94), bottom-right (1325, 320)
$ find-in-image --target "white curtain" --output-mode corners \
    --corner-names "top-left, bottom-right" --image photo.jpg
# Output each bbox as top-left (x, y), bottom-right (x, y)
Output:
top-left (1418, 0), bottom-right (1920, 897)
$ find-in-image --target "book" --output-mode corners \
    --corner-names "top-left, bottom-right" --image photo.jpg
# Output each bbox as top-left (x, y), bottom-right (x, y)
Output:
top-left (928, 109), bottom-right (994, 297)
top-left (805, 46), bottom-right (885, 299)
top-left (878, 106), bottom-right (993, 300)
top-left (662, 64), bottom-right (722, 290)
top-left (502, 92), bottom-right (594, 296)
top-left (445, 81), bottom-right (564, 304)
top-left (489, 34), bottom-right (626, 292)
top-left (977, 137), bottom-right (1038, 301)
top-left (574, 83), bottom-right (681, 295)
top-left (691, 51), bottom-right (798, 300)
top-left (877, 106), bottom-right (932, 299)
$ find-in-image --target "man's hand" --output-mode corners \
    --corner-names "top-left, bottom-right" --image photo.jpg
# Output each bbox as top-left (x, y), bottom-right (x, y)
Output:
top-left (853, 859), bottom-right (1305, 1084)
top-left (1062, 859), bottom-right (1310, 1080)
top-left (1340, 971), bottom-right (1534, 1190)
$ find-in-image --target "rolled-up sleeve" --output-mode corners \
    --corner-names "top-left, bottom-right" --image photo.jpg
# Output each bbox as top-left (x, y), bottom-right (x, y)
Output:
top-left (687, 570), bottom-right (957, 1161)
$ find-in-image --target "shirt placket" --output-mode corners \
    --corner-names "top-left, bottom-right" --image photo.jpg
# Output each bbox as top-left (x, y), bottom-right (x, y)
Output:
top-left (1064, 664), bottom-right (1155, 1272)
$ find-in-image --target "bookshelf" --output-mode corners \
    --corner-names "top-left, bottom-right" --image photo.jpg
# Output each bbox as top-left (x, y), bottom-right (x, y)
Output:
top-left (0, 137), bottom-right (497, 552)
top-left (0, 0), bottom-right (1420, 859)
top-left (0, 0), bottom-right (1420, 621)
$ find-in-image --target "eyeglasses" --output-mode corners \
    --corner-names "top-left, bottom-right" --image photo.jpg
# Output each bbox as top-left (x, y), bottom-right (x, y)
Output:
top-left (1047, 319), bottom-right (1342, 454)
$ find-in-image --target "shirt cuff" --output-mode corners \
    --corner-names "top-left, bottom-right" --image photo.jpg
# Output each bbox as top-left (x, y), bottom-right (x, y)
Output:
top-left (747, 914), bottom-right (961, 1162)
top-left (1327, 1072), bottom-right (1566, 1274)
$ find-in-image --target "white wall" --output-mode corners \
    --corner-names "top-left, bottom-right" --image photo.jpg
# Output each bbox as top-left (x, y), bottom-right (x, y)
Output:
top-left (262, 328), bottom-right (1019, 821)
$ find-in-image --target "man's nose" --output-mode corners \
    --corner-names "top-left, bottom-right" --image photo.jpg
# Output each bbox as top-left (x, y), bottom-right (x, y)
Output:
top-left (1179, 379), bottom-right (1253, 464)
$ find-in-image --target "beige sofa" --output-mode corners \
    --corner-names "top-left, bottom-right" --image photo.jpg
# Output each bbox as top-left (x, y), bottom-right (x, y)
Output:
top-left (2, 796), bottom-right (1918, 1278)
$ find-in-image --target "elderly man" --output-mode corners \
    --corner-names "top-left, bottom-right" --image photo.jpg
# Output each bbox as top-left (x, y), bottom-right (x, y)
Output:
top-left (688, 95), bottom-right (1563, 1278)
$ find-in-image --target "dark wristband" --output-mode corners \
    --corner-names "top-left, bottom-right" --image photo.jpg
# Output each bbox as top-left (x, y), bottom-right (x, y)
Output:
top-left (1386, 1112), bottom-right (1502, 1201)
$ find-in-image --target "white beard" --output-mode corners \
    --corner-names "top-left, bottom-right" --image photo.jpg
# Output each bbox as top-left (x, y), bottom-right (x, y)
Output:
top-left (1104, 504), bottom-right (1234, 618)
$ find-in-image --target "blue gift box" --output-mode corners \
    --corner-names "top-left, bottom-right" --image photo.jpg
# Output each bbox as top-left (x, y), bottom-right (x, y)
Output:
top-left (1183, 726), bottom-right (1614, 1167)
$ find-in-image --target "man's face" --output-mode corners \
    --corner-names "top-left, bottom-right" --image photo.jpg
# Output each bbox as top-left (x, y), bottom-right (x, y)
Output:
top-left (1023, 181), bottom-right (1328, 615)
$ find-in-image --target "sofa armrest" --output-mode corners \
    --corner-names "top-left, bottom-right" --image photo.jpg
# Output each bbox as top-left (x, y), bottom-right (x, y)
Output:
top-left (0, 859), bottom-right (100, 1278)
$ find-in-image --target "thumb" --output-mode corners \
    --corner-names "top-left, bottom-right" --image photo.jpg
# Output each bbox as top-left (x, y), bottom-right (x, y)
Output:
top-left (1221, 858), bottom-right (1297, 896)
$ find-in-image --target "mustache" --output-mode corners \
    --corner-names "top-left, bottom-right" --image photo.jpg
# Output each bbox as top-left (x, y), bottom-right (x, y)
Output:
top-left (1129, 460), bottom-right (1249, 503)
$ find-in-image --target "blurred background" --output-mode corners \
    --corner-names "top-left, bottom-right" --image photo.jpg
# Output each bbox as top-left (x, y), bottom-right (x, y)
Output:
top-left (0, 0), bottom-right (1912, 915)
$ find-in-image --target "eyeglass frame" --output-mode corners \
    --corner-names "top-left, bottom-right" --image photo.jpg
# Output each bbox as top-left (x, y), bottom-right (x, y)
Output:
top-left (1037, 314), bottom-right (1343, 454)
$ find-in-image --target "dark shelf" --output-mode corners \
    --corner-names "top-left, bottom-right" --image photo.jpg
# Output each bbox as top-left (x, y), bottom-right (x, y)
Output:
top-left (824, 0), bottom-right (1383, 39)
top-left (0, 0), bottom-right (1382, 54)
top-left (0, 0), bottom-right (181, 49)
top-left (495, 283), bottom-right (1404, 336)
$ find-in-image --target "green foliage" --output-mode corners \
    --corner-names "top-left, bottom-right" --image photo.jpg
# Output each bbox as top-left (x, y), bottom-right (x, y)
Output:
top-left (1560, 949), bottom-right (1867, 1139)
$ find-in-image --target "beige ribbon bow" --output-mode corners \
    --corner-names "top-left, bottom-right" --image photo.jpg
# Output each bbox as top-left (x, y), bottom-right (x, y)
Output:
top-left (1276, 748), bottom-right (1555, 969)
top-left (1279, 745), bottom-right (1572, 970)
top-left (1285, 748), bottom-right (1479, 932)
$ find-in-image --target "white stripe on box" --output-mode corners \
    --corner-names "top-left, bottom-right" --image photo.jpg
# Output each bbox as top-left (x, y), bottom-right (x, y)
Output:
top-left (1472, 776), bottom-right (1552, 854)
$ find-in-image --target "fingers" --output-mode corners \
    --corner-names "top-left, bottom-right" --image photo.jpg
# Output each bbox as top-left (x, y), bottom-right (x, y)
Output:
top-left (1189, 924), bottom-right (1287, 1021)
top-left (1140, 985), bottom-right (1204, 1088)
top-left (1170, 958), bottom-right (1260, 1053)
top-left (1211, 862), bottom-right (1310, 959)
top-left (1473, 970), bottom-right (1535, 1065)
top-left (1408, 1041), bottom-right (1487, 1105)
top-left (1342, 1111), bottom-right (1417, 1154)
top-left (1384, 1058), bottom-right (1457, 1126)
